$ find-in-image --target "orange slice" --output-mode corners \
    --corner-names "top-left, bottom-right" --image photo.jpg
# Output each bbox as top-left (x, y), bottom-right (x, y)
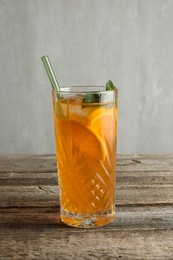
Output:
top-left (57, 119), bottom-right (107, 161)
top-left (88, 107), bottom-right (118, 138)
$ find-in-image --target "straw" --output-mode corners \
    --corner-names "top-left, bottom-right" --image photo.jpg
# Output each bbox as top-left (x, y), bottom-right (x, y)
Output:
top-left (41, 55), bottom-right (63, 98)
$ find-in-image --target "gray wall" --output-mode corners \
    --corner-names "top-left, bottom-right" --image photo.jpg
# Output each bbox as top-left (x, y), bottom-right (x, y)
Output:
top-left (0, 0), bottom-right (173, 155)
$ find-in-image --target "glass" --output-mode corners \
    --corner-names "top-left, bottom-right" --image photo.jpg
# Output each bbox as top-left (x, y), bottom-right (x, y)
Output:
top-left (52, 86), bottom-right (118, 228)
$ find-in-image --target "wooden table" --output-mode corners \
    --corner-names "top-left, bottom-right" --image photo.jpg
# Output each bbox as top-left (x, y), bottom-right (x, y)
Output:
top-left (0, 155), bottom-right (173, 259)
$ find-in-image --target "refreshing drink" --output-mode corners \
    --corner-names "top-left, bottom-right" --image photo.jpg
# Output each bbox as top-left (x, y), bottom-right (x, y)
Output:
top-left (52, 87), bottom-right (118, 228)
top-left (41, 56), bottom-right (118, 227)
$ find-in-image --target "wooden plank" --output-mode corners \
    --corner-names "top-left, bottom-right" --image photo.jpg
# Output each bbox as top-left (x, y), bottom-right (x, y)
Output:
top-left (0, 172), bottom-right (58, 186)
top-left (0, 154), bottom-right (172, 160)
top-left (0, 155), bottom-right (173, 173)
top-left (0, 186), bottom-right (59, 207)
top-left (117, 156), bottom-right (173, 171)
top-left (117, 164), bottom-right (173, 172)
top-left (0, 155), bottom-right (57, 173)
top-left (1, 228), bottom-right (173, 259)
top-left (1, 205), bottom-right (173, 259)
top-left (1, 205), bottom-right (173, 229)
top-left (0, 183), bottom-right (173, 207)
top-left (0, 171), bottom-right (173, 187)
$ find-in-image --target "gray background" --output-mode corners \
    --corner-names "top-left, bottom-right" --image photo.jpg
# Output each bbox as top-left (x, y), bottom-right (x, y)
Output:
top-left (0, 0), bottom-right (173, 155)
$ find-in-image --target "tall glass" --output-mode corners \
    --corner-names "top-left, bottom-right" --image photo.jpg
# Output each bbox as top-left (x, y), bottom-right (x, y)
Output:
top-left (52, 86), bottom-right (118, 228)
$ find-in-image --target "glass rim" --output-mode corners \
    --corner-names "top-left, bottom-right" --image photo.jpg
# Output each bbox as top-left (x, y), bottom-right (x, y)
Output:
top-left (52, 86), bottom-right (118, 94)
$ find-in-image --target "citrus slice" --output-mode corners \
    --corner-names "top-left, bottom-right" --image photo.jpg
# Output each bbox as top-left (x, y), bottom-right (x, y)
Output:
top-left (57, 119), bottom-right (106, 161)
top-left (88, 107), bottom-right (118, 138)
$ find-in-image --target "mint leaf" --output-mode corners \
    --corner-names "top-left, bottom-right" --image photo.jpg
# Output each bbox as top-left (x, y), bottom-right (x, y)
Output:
top-left (82, 93), bottom-right (101, 103)
top-left (106, 80), bottom-right (116, 90)
top-left (82, 80), bottom-right (116, 107)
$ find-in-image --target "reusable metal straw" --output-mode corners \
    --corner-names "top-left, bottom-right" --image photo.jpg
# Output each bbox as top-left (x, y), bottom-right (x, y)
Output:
top-left (41, 55), bottom-right (63, 98)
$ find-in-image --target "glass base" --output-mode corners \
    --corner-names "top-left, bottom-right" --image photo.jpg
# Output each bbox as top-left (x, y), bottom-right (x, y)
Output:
top-left (60, 209), bottom-right (115, 228)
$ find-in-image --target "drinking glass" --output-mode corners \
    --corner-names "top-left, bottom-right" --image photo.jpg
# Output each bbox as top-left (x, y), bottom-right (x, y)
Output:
top-left (52, 86), bottom-right (118, 228)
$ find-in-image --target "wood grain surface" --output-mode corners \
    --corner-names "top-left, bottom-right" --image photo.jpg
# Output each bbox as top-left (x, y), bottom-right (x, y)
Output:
top-left (0, 155), bottom-right (173, 259)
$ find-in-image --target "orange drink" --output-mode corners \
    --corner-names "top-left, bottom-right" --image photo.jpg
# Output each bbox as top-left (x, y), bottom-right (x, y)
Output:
top-left (52, 86), bottom-right (118, 228)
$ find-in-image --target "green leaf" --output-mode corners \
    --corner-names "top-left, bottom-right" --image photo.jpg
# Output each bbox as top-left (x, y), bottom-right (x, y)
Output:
top-left (82, 80), bottom-right (116, 107)
top-left (106, 80), bottom-right (116, 90)
top-left (82, 93), bottom-right (101, 103)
